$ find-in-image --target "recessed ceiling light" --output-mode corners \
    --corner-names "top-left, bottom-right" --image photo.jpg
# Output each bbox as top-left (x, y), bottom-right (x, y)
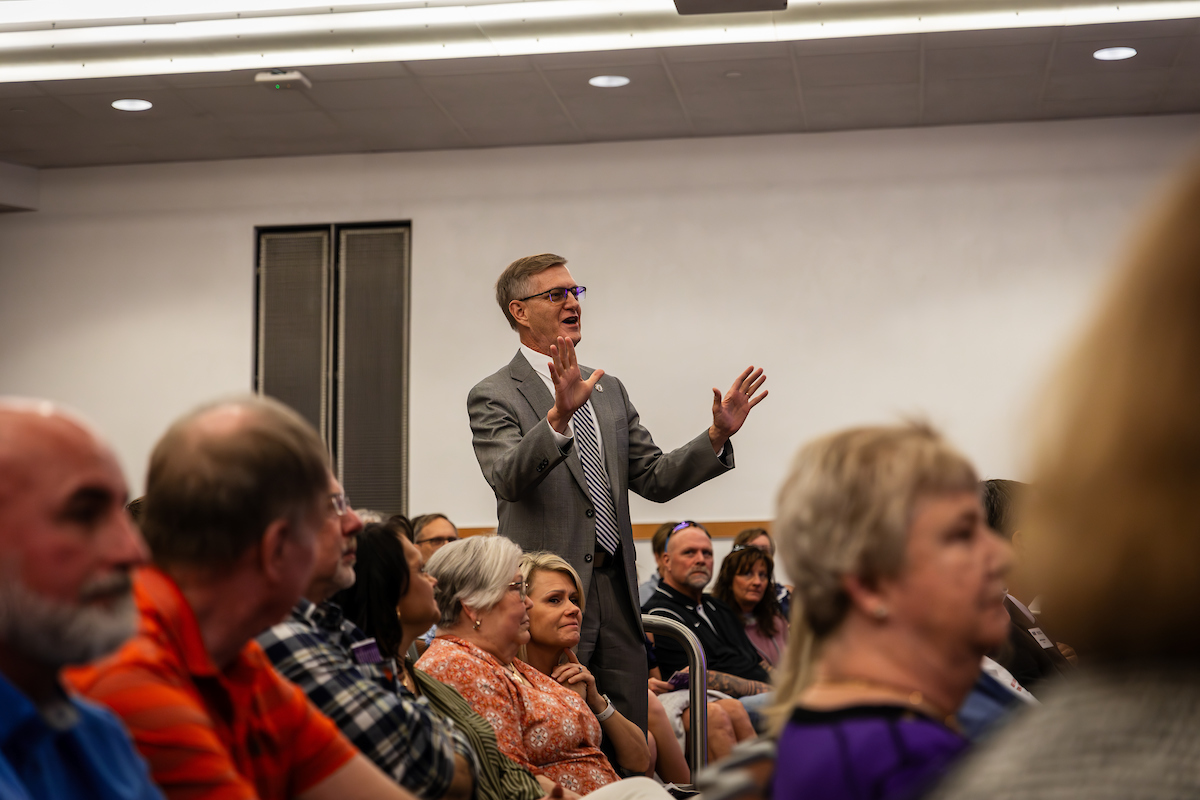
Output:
top-left (589, 75), bottom-right (630, 88)
top-left (111, 98), bottom-right (153, 111)
top-left (1093, 46), bottom-right (1137, 61)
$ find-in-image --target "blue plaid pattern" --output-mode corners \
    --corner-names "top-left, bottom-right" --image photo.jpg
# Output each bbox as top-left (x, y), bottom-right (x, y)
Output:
top-left (258, 599), bottom-right (477, 799)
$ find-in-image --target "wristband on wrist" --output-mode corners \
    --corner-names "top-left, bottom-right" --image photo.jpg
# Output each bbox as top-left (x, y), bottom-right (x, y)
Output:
top-left (595, 694), bottom-right (616, 722)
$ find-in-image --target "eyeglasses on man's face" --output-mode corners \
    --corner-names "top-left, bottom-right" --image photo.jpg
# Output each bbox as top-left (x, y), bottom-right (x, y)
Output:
top-left (516, 286), bottom-right (586, 304)
top-left (415, 535), bottom-right (458, 549)
top-left (330, 492), bottom-right (350, 516)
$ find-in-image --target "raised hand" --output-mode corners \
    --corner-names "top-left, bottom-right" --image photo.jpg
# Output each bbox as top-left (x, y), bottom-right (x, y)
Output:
top-left (546, 336), bottom-right (605, 434)
top-left (709, 366), bottom-right (768, 453)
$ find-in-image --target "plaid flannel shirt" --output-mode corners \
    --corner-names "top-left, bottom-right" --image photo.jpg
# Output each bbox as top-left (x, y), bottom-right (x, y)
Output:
top-left (258, 599), bottom-right (477, 799)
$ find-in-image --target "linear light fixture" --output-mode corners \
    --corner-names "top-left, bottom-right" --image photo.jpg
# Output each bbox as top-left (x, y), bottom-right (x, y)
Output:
top-left (1, 0), bottom-right (1198, 83)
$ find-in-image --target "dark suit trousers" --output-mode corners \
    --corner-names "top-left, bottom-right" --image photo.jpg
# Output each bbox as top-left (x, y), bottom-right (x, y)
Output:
top-left (579, 560), bottom-right (649, 735)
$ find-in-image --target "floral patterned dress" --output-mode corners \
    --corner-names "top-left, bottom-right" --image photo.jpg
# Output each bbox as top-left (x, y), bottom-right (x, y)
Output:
top-left (416, 635), bottom-right (620, 795)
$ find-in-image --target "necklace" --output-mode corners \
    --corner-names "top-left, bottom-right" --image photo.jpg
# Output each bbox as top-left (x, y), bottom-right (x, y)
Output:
top-left (502, 662), bottom-right (527, 686)
top-left (809, 676), bottom-right (958, 731)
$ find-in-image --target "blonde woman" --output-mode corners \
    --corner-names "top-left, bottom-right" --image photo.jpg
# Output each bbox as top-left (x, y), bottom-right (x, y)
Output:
top-left (771, 423), bottom-right (1011, 800)
top-left (518, 552), bottom-right (649, 776)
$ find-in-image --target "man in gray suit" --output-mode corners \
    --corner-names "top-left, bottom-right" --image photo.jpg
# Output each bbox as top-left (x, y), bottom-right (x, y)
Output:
top-left (468, 253), bottom-right (767, 733)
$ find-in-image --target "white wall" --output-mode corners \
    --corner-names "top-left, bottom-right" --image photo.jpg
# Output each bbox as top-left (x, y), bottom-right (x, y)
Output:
top-left (2, 115), bottom-right (1197, 539)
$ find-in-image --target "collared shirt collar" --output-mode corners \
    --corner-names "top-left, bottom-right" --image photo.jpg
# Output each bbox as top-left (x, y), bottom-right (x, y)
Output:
top-left (135, 566), bottom-right (222, 679)
top-left (294, 597), bottom-right (345, 631)
top-left (1007, 593), bottom-right (1037, 625)
top-left (654, 579), bottom-right (708, 611)
top-left (0, 669), bottom-right (79, 755)
top-left (519, 343), bottom-right (555, 384)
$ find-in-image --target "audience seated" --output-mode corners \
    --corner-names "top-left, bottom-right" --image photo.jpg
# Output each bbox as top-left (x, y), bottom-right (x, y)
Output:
top-left (410, 514), bottom-right (460, 649)
top-left (981, 479), bottom-right (1076, 694)
top-left (0, 400), bottom-right (162, 800)
top-left (770, 423), bottom-right (1011, 800)
top-left (732, 527), bottom-right (792, 618)
top-left (712, 546), bottom-right (789, 667)
top-left (332, 522), bottom-right (547, 800)
top-left (66, 396), bottom-right (417, 800)
top-left (417, 536), bottom-right (670, 799)
top-left (411, 514), bottom-right (460, 557)
top-left (931, 156), bottom-right (1200, 800)
top-left (256, 507), bottom-right (478, 800)
top-left (641, 522), bottom-right (773, 729)
top-left (518, 552), bottom-right (651, 776)
top-left (647, 656), bottom-right (755, 771)
top-left (416, 535), bottom-right (618, 794)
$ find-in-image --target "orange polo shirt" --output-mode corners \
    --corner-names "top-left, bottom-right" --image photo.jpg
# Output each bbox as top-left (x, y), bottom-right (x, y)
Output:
top-left (66, 567), bottom-right (357, 800)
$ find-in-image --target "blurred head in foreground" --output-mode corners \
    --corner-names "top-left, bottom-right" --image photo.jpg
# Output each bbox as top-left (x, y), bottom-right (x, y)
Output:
top-left (1026, 158), bottom-right (1200, 662)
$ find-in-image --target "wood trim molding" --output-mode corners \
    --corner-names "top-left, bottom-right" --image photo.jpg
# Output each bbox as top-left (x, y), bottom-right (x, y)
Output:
top-left (459, 520), bottom-right (772, 540)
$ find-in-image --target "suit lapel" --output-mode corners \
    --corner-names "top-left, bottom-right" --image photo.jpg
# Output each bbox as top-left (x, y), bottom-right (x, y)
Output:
top-left (508, 351), bottom-right (590, 497)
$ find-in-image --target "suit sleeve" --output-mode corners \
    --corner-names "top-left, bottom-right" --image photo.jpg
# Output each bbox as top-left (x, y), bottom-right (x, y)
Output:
top-left (468, 380), bottom-right (573, 503)
top-left (618, 379), bottom-right (735, 503)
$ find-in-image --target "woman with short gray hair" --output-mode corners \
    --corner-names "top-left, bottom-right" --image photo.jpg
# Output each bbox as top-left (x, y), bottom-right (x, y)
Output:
top-left (419, 536), bottom-right (669, 798)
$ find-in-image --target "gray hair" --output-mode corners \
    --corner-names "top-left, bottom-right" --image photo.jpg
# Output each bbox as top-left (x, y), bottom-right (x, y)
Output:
top-left (426, 535), bottom-right (523, 628)
top-left (495, 253), bottom-right (567, 330)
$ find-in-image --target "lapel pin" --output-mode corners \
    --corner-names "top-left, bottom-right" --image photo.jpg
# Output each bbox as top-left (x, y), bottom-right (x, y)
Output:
top-left (596, 384), bottom-right (604, 393)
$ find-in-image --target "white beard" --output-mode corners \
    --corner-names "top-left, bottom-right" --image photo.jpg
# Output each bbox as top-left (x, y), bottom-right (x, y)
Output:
top-left (0, 573), bottom-right (137, 667)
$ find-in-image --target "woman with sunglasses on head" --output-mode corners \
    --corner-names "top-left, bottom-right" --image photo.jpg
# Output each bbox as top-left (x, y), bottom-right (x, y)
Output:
top-left (713, 546), bottom-right (789, 668)
top-left (518, 552), bottom-right (650, 776)
top-left (417, 536), bottom-right (668, 799)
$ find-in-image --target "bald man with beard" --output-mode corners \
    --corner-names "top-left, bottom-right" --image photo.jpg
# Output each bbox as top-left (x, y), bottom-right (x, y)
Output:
top-left (0, 399), bottom-right (161, 800)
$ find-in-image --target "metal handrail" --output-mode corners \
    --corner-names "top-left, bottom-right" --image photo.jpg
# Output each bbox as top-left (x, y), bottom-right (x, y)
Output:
top-left (642, 613), bottom-right (708, 771)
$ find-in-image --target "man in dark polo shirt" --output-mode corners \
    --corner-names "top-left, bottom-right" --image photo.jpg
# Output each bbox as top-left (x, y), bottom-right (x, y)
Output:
top-left (642, 521), bottom-right (771, 722)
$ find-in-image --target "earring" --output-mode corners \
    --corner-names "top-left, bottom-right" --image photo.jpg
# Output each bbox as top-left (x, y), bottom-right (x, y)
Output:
top-left (473, 617), bottom-right (482, 631)
top-left (872, 605), bottom-right (889, 620)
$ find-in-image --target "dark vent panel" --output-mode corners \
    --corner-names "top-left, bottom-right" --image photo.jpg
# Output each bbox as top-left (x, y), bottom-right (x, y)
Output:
top-left (256, 230), bottom-right (330, 437)
top-left (336, 226), bottom-right (411, 515)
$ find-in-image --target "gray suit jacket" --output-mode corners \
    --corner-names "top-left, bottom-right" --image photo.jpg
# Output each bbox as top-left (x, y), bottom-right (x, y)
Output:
top-left (468, 350), bottom-right (734, 633)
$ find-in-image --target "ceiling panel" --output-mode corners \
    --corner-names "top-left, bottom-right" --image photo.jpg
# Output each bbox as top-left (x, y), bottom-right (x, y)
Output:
top-left (804, 83), bottom-right (922, 130)
top-left (183, 85), bottom-right (319, 115)
top-left (0, 19), bottom-right (1197, 169)
top-left (923, 76), bottom-right (1045, 125)
top-left (1043, 70), bottom-right (1173, 102)
top-left (666, 57), bottom-right (804, 134)
top-left (54, 89), bottom-right (195, 120)
top-left (1052, 36), bottom-right (1187, 74)
top-left (541, 62), bottom-right (692, 139)
top-left (335, 108), bottom-right (470, 150)
top-left (924, 44), bottom-right (1052, 81)
top-left (305, 77), bottom-right (432, 111)
top-left (796, 50), bottom-right (921, 88)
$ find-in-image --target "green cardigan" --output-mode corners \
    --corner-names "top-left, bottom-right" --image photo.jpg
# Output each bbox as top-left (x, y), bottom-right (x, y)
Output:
top-left (407, 658), bottom-right (544, 800)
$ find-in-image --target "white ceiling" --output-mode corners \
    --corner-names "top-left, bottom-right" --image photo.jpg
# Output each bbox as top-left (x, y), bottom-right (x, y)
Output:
top-left (1, 16), bottom-right (1198, 168)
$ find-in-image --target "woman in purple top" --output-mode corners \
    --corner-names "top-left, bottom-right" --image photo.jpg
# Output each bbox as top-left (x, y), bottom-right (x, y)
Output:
top-left (769, 423), bottom-right (1013, 800)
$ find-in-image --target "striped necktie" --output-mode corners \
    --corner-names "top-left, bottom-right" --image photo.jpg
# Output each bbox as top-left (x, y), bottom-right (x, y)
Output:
top-left (571, 401), bottom-right (621, 555)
